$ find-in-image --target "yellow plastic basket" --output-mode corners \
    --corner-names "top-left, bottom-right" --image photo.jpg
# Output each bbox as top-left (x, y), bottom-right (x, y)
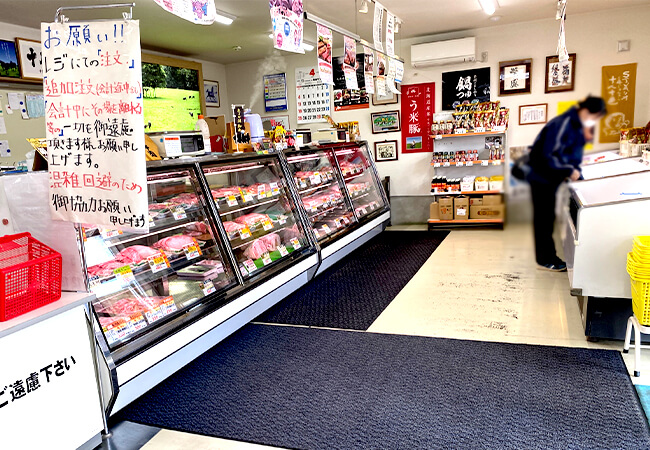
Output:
top-left (627, 253), bottom-right (650, 278)
top-left (631, 277), bottom-right (650, 326)
top-left (634, 236), bottom-right (650, 250)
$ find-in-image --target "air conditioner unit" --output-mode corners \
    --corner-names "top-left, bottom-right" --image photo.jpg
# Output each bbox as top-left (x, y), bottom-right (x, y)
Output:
top-left (411, 37), bottom-right (476, 68)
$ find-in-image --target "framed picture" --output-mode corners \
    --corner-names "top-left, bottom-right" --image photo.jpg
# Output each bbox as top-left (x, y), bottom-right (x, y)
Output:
top-left (499, 59), bottom-right (532, 96)
top-left (519, 103), bottom-right (548, 125)
top-left (372, 88), bottom-right (399, 106)
top-left (545, 53), bottom-right (576, 93)
top-left (15, 38), bottom-right (42, 81)
top-left (374, 140), bottom-right (398, 162)
top-left (261, 114), bottom-right (290, 131)
top-left (0, 39), bottom-right (21, 79)
top-left (371, 110), bottom-right (401, 134)
top-left (204, 80), bottom-right (220, 107)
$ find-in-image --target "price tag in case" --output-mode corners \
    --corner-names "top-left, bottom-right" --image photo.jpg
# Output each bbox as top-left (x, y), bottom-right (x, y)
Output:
top-left (172, 206), bottom-right (187, 220)
top-left (360, 207), bottom-right (368, 215)
top-left (160, 297), bottom-right (177, 316)
top-left (257, 185), bottom-right (266, 200)
top-left (243, 193), bottom-right (254, 203)
top-left (262, 252), bottom-right (272, 266)
top-left (99, 227), bottom-right (122, 239)
top-left (147, 251), bottom-right (170, 274)
top-left (243, 259), bottom-right (257, 273)
top-left (270, 182), bottom-right (280, 196)
top-left (313, 228), bottom-right (321, 238)
top-left (227, 195), bottom-right (238, 207)
top-left (239, 227), bottom-right (251, 240)
top-left (144, 306), bottom-right (164, 324)
top-left (334, 218), bottom-right (342, 228)
top-left (239, 265), bottom-right (248, 277)
top-left (278, 245), bottom-right (289, 257)
top-left (290, 238), bottom-right (301, 250)
top-left (200, 280), bottom-right (216, 296)
top-left (183, 239), bottom-right (202, 260)
top-left (128, 314), bottom-right (148, 333)
top-left (321, 224), bottom-right (331, 234)
top-left (263, 220), bottom-right (274, 231)
top-left (342, 216), bottom-right (350, 225)
top-left (113, 265), bottom-right (135, 285)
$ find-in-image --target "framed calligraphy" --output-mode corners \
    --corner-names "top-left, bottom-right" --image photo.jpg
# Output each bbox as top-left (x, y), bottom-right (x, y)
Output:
top-left (374, 140), bottom-right (398, 162)
top-left (499, 59), bottom-right (532, 96)
top-left (545, 53), bottom-right (576, 93)
top-left (442, 68), bottom-right (490, 110)
top-left (372, 87), bottom-right (399, 106)
top-left (371, 110), bottom-right (400, 134)
top-left (401, 82), bottom-right (434, 154)
top-left (15, 38), bottom-right (43, 81)
top-left (519, 103), bottom-right (548, 125)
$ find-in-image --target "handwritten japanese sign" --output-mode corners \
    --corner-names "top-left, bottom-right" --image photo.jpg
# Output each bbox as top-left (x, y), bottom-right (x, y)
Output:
top-left (600, 63), bottom-right (637, 144)
top-left (402, 82), bottom-right (434, 154)
top-left (442, 68), bottom-right (490, 111)
top-left (42, 20), bottom-right (147, 231)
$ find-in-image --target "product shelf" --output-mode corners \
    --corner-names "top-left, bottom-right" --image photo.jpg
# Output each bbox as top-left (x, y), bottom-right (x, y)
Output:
top-left (298, 181), bottom-right (336, 195)
top-left (214, 193), bottom-right (282, 217)
top-left (430, 190), bottom-right (503, 196)
top-left (228, 220), bottom-right (296, 251)
top-left (430, 160), bottom-right (504, 167)
top-left (431, 131), bottom-right (507, 139)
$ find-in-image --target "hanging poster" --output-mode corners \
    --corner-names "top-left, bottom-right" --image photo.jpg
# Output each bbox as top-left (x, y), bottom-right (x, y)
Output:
top-left (386, 58), bottom-right (400, 94)
top-left (386, 12), bottom-right (395, 58)
top-left (402, 82), bottom-right (435, 154)
top-left (296, 66), bottom-right (331, 124)
top-left (270, 0), bottom-right (304, 54)
top-left (363, 47), bottom-right (375, 95)
top-left (153, 0), bottom-right (217, 25)
top-left (343, 36), bottom-right (358, 90)
top-left (600, 63), bottom-right (637, 143)
top-left (263, 73), bottom-right (288, 112)
top-left (395, 59), bottom-right (404, 84)
top-left (333, 54), bottom-right (368, 111)
top-left (42, 20), bottom-right (147, 231)
top-left (373, 1), bottom-right (384, 53)
top-left (376, 53), bottom-right (387, 97)
top-left (442, 67), bottom-right (490, 110)
top-left (317, 25), bottom-right (333, 85)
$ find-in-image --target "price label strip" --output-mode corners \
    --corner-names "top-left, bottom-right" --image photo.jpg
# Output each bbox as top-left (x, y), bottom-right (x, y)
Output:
top-left (481, 160), bottom-right (489, 166)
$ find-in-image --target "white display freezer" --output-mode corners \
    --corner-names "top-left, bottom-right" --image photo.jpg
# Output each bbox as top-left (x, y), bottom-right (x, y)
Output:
top-left (580, 157), bottom-right (649, 181)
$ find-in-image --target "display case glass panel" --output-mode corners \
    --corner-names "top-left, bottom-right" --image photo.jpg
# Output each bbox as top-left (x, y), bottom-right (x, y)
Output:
top-left (200, 157), bottom-right (310, 279)
top-left (334, 145), bottom-right (387, 219)
top-left (285, 151), bottom-right (357, 244)
top-left (82, 168), bottom-right (238, 350)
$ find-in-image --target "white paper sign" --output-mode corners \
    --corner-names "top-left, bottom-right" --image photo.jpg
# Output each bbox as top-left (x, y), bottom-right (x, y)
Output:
top-left (373, 1), bottom-right (385, 53)
top-left (343, 36), bottom-right (358, 90)
top-left (42, 20), bottom-right (148, 232)
top-left (377, 53), bottom-right (387, 97)
top-left (153, 0), bottom-right (218, 25)
top-left (386, 12), bottom-right (395, 58)
top-left (395, 60), bottom-right (404, 84)
top-left (317, 25), bottom-right (333, 85)
top-left (386, 58), bottom-right (400, 94)
top-left (364, 47), bottom-right (375, 95)
top-left (270, 0), bottom-right (304, 54)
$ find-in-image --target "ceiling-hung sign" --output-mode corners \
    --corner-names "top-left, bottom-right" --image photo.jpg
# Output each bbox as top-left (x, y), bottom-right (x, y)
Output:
top-left (376, 52), bottom-right (387, 97)
top-left (343, 36), bottom-right (358, 90)
top-left (386, 12), bottom-right (395, 58)
top-left (364, 47), bottom-right (375, 95)
top-left (153, 0), bottom-right (217, 25)
top-left (270, 0), bottom-right (304, 54)
top-left (317, 25), bottom-right (333, 85)
top-left (373, 1), bottom-right (385, 53)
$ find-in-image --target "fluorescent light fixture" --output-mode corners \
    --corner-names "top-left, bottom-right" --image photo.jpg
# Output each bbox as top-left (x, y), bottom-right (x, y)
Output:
top-left (395, 20), bottom-right (400, 33)
top-left (302, 40), bottom-right (315, 52)
top-left (478, 0), bottom-right (497, 15)
top-left (359, 0), bottom-right (369, 13)
top-left (214, 10), bottom-right (236, 25)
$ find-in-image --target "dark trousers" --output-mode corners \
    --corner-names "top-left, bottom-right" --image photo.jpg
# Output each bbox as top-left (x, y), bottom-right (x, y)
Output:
top-left (530, 181), bottom-right (561, 265)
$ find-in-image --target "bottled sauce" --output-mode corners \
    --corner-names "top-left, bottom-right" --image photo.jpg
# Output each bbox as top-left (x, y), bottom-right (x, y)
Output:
top-left (195, 114), bottom-right (212, 153)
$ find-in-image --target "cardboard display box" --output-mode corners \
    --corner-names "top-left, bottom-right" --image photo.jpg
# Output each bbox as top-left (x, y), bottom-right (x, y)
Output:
top-left (439, 197), bottom-right (454, 220)
top-left (454, 196), bottom-right (469, 220)
top-left (469, 197), bottom-right (483, 206)
top-left (429, 202), bottom-right (440, 220)
top-left (470, 204), bottom-right (505, 220)
top-left (483, 194), bottom-right (503, 206)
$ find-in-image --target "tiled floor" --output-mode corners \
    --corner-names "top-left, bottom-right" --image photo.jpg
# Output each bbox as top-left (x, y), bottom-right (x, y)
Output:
top-left (106, 223), bottom-right (650, 449)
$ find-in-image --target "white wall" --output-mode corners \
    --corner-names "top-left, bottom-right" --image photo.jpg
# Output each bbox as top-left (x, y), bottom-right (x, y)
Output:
top-left (226, 6), bottom-right (650, 196)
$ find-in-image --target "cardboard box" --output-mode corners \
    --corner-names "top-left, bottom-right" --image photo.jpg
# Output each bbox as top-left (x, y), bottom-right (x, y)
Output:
top-left (482, 194), bottom-right (503, 206)
top-left (469, 197), bottom-right (483, 206)
top-left (429, 202), bottom-right (440, 220)
top-left (470, 204), bottom-right (505, 220)
top-left (206, 115), bottom-right (227, 153)
top-left (454, 196), bottom-right (470, 220)
top-left (439, 197), bottom-right (454, 220)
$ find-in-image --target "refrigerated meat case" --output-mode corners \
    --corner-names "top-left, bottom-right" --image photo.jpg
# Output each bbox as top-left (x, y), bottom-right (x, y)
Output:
top-left (284, 142), bottom-right (390, 275)
top-left (562, 171), bottom-right (650, 340)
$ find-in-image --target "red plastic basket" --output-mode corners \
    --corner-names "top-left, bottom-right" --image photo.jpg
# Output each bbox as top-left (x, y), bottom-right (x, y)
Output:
top-left (0, 233), bottom-right (62, 321)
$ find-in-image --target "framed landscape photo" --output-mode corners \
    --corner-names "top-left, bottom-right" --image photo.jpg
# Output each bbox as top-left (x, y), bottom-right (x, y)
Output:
top-left (374, 140), bottom-right (398, 162)
top-left (372, 88), bottom-right (399, 106)
top-left (0, 39), bottom-right (21, 79)
top-left (545, 53), bottom-right (576, 93)
top-left (519, 103), bottom-right (548, 125)
top-left (371, 110), bottom-right (401, 134)
top-left (15, 38), bottom-right (42, 80)
top-left (204, 80), bottom-right (220, 107)
top-left (499, 59), bottom-right (532, 96)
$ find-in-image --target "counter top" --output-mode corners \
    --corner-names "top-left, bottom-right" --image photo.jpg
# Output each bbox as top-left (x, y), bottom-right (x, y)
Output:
top-left (570, 170), bottom-right (650, 206)
top-left (0, 291), bottom-right (96, 339)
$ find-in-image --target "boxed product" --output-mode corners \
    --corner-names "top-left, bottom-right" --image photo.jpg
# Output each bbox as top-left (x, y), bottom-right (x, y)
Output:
top-left (429, 202), bottom-right (440, 220)
top-left (489, 175), bottom-right (504, 192)
top-left (475, 176), bottom-right (489, 191)
top-left (460, 176), bottom-right (475, 192)
top-left (482, 194), bottom-right (503, 206)
top-left (470, 197), bottom-right (483, 206)
top-left (439, 197), bottom-right (454, 220)
top-left (470, 204), bottom-right (505, 220)
top-left (454, 196), bottom-right (469, 220)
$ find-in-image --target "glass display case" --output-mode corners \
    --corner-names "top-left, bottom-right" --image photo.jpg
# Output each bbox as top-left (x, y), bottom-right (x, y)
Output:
top-left (284, 149), bottom-right (358, 245)
top-left (333, 144), bottom-right (388, 220)
top-left (199, 155), bottom-right (312, 280)
top-left (80, 167), bottom-right (238, 351)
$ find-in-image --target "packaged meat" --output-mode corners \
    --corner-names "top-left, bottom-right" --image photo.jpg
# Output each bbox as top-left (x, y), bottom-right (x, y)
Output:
top-left (167, 193), bottom-right (199, 207)
top-left (184, 222), bottom-right (209, 237)
top-left (98, 315), bottom-right (128, 328)
top-left (259, 233), bottom-right (281, 252)
top-left (234, 213), bottom-right (271, 227)
top-left (197, 259), bottom-right (225, 273)
top-left (281, 224), bottom-right (301, 242)
top-left (295, 171), bottom-right (314, 179)
top-left (115, 245), bottom-right (160, 265)
top-left (87, 259), bottom-right (125, 277)
top-left (102, 296), bottom-right (168, 316)
top-left (243, 238), bottom-right (269, 260)
top-left (153, 234), bottom-right (197, 252)
top-left (211, 186), bottom-right (241, 199)
top-left (222, 221), bottom-right (246, 233)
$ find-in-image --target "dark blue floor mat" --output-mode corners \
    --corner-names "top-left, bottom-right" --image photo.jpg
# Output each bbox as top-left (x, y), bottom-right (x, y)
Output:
top-left (117, 324), bottom-right (650, 449)
top-left (256, 231), bottom-right (448, 330)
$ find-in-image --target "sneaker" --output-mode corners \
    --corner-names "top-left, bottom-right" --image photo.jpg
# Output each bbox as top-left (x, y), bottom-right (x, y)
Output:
top-left (537, 262), bottom-right (567, 272)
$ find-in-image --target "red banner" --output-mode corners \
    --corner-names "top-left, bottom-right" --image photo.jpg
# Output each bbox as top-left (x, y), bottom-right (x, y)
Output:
top-left (401, 82), bottom-right (434, 154)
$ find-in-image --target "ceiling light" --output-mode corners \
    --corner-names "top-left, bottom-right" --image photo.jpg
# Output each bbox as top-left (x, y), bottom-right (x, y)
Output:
top-left (302, 41), bottom-right (315, 52)
top-left (359, 0), bottom-right (369, 14)
top-left (478, 0), bottom-right (498, 15)
top-left (214, 10), bottom-right (236, 25)
top-left (490, 15), bottom-right (502, 22)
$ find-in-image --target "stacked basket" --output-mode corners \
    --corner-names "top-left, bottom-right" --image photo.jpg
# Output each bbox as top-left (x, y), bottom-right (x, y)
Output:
top-left (627, 236), bottom-right (650, 326)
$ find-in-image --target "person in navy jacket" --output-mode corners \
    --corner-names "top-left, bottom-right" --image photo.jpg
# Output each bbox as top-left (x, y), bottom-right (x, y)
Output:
top-left (527, 96), bottom-right (607, 272)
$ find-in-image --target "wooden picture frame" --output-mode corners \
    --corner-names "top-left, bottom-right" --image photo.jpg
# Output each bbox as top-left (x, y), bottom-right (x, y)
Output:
top-left (545, 53), bottom-right (576, 93)
top-left (374, 140), bottom-right (398, 162)
top-left (261, 114), bottom-right (290, 131)
top-left (15, 38), bottom-right (42, 81)
top-left (204, 80), bottom-right (220, 107)
top-left (519, 103), bottom-right (548, 125)
top-left (372, 88), bottom-right (399, 106)
top-left (499, 59), bottom-right (532, 96)
top-left (371, 110), bottom-right (401, 134)
top-left (0, 39), bottom-right (21, 81)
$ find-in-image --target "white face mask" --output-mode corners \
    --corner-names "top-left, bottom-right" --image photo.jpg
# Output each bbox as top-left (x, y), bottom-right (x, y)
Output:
top-left (583, 119), bottom-right (597, 128)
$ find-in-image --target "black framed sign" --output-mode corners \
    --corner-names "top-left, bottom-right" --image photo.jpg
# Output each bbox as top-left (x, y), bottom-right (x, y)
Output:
top-left (442, 67), bottom-right (491, 110)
